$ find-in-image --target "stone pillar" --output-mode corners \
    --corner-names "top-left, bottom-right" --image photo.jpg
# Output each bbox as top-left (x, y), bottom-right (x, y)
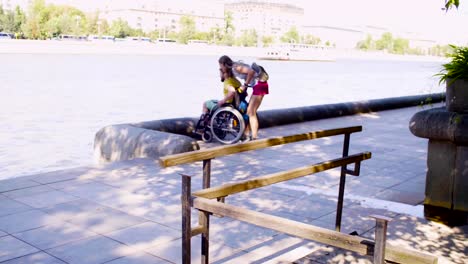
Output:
top-left (409, 87), bottom-right (468, 225)
top-left (425, 140), bottom-right (468, 212)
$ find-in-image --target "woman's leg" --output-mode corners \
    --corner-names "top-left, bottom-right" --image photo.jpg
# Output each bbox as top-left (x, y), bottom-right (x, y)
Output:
top-left (247, 94), bottom-right (264, 139)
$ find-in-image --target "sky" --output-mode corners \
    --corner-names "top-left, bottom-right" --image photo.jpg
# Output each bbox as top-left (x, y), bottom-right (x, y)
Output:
top-left (269, 0), bottom-right (468, 44)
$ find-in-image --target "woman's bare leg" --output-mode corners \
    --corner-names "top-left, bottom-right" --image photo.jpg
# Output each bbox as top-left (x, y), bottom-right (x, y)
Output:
top-left (247, 95), bottom-right (264, 139)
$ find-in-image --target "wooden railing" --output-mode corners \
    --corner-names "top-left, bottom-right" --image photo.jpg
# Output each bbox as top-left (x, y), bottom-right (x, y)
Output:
top-left (160, 126), bottom-right (362, 231)
top-left (159, 126), bottom-right (438, 264)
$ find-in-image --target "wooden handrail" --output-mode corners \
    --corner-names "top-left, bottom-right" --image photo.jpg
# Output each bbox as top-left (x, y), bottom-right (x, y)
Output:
top-left (159, 126), bottom-right (362, 167)
top-left (193, 152), bottom-right (371, 199)
top-left (193, 197), bottom-right (438, 264)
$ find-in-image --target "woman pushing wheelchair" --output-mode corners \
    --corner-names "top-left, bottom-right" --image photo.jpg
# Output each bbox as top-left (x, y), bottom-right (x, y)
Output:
top-left (218, 55), bottom-right (269, 142)
top-left (196, 55), bottom-right (268, 144)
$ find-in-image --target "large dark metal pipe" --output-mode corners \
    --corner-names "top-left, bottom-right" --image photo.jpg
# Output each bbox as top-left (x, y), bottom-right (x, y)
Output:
top-left (133, 93), bottom-right (445, 137)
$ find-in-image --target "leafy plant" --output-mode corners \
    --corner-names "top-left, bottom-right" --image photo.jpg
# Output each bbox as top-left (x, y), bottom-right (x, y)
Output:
top-left (444, 0), bottom-right (460, 11)
top-left (436, 45), bottom-right (468, 85)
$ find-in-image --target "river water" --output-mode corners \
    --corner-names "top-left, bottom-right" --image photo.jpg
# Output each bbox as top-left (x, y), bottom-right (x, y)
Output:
top-left (0, 53), bottom-right (445, 179)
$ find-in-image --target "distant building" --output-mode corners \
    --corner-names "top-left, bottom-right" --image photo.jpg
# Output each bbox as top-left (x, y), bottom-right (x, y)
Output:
top-left (100, 0), bottom-right (224, 34)
top-left (1, 0), bottom-right (224, 35)
top-left (302, 25), bottom-right (366, 49)
top-left (225, 1), bottom-right (304, 40)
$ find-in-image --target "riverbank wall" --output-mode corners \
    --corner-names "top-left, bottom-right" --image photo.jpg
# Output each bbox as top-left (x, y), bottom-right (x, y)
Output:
top-left (94, 93), bottom-right (445, 163)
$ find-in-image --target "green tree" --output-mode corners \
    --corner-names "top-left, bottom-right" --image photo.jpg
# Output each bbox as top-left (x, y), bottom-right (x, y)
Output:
top-left (133, 28), bottom-right (145, 37)
top-left (98, 20), bottom-right (110, 35)
top-left (167, 30), bottom-right (178, 40)
top-left (261, 35), bottom-right (274, 47)
top-left (220, 33), bottom-right (235, 46)
top-left (356, 34), bottom-right (374, 50)
top-left (224, 11), bottom-right (235, 35)
top-left (13, 6), bottom-right (26, 35)
top-left (0, 7), bottom-right (16, 32)
top-left (237, 29), bottom-right (257, 47)
top-left (177, 15), bottom-right (196, 44)
top-left (109, 18), bottom-right (133, 38)
top-left (0, 6), bottom-right (4, 31)
top-left (392, 38), bottom-right (409, 54)
top-left (429, 44), bottom-right (452, 56)
top-left (85, 12), bottom-right (100, 35)
top-left (0, 5), bottom-right (26, 35)
top-left (303, 34), bottom-right (321, 45)
top-left (209, 27), bottom-right (223, 43)
top-left (44, 5), bottom-right (85, 37)
top-left (220, 11), bottom-right (235, 46)
top-left (281, 26), bottom-right (300, 43)
top-left (21, 0), bottom-right (50, 39)
top-left (193, 31), bottom-right (210, 41)
top-left (375, 32), bottom-right (393, 51)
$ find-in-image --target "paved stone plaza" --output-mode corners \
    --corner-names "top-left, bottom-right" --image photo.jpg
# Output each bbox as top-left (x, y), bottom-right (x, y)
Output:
top-left (0, 105), bottom-right (466, 264)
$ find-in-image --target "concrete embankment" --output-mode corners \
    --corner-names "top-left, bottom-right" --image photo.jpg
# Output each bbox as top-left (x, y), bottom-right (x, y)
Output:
top-left (94, 93), bottom-right (445, 163)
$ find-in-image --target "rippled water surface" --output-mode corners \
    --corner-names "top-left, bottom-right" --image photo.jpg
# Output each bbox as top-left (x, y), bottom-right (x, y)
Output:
top-left (0, 53), bottom-right (444, 179)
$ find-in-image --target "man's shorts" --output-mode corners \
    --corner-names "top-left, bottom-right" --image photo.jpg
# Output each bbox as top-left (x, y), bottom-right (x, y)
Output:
top-left (252, 81), bottom-right (269, 96)
top-left (205, 100), bottom-right (218, 111)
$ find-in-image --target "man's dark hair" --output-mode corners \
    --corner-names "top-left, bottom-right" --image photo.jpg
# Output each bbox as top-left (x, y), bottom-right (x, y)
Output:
top-left (219, 55), bottom-right (233, 68)
top-left (219, 55), bottom-right (234, 82)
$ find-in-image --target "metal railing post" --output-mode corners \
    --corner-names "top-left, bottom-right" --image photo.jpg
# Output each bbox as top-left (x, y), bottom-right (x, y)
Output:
top-left (335, 133), bottom-right (350, 232)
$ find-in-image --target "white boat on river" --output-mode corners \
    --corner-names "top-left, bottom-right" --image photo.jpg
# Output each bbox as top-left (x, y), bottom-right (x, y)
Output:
top-left (259, 43), bottom-right (336, 61)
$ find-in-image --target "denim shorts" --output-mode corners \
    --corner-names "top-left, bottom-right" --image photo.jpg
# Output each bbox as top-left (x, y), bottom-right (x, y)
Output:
top-left (205, 100), bottom-right (218, 111)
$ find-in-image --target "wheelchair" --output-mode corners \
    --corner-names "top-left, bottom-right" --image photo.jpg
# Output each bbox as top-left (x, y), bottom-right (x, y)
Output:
top-left (195, 93), bottom-right (248, 145)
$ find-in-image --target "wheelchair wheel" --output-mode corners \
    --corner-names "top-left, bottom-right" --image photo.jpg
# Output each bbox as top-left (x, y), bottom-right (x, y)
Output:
top-left (210, 106), bottom-right (245, 144)
top-left (202, 130), bottom-right (212, 142)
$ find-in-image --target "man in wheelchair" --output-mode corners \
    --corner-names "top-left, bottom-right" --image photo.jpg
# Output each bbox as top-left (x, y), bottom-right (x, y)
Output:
top-left (195, 66), bottom-right (249, 144)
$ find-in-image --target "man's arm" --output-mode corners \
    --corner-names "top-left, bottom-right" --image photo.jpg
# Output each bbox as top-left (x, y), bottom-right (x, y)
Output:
top-left (218, 86), bottom-right (236, 106)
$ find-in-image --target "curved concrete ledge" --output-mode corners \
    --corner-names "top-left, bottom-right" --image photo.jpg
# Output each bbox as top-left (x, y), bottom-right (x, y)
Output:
top-left (94, 93), bottom-right (445, 163)
top-left (94, 120), bottom-right (199, 163)
top-left (409, 107), bottom-right (468, 145)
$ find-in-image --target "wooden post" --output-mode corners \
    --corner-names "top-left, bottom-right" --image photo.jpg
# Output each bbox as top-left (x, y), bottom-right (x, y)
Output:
top-left (181, 174), bottom-right (192, 264)
top-left (371, 215), bottom-right (392, 264)
top-left (200, 210), bottom-right (210, 264)
top-left (202, 159), bottom-right (211, 189)
top-left (336, 133), bottom-right (350, 232)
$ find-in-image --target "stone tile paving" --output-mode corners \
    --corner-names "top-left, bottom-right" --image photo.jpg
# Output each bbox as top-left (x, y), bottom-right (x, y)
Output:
top-left (0, 236), bottom-right (40, 262)
top-left (1, 252), bottom-right (67, 264)
top-left (0, 105), bottom-right (466, 263)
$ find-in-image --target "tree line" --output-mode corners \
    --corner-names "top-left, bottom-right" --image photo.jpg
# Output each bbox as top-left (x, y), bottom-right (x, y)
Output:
top-left (0, 0), bottom-right (328, 47)
top-left (356, 32), bottom-right (452, 56)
